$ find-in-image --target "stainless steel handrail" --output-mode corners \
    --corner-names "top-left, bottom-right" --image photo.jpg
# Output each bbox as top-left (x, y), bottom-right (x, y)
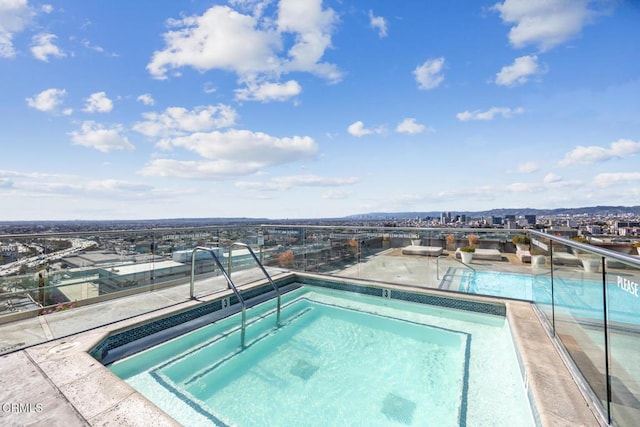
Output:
top-left (229, 242), bottom-right (281, 325)
top-left (190, 247), bottom-right (247, 347)
top-left (451, 255), bottom-right (476, 273)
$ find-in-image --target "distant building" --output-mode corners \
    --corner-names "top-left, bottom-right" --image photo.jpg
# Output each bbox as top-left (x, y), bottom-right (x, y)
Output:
top-left (172, 248), bottom-right (223, 263)
top-left (97, 260), bottom-right (190, 294)
top-left (586, 225), bottom-right (602, 235)
top-left (546, 226), bottom-right (578, 239)
top-left (524, 215), bottom-right (536, 225)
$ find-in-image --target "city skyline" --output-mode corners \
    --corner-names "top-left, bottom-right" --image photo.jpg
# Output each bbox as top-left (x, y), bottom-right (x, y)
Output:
top-left (1, 0), bottom-right (639, 221)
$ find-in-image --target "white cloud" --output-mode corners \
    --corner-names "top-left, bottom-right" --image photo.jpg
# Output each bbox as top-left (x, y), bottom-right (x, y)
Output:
top-left (322, 189), bottom-right (349, 199)
top-left (457, 106), bottom-right (525, 121)
top-left (83, 92), bottom-right (113, 113)
top-left (1, 172), bottom-right (161, 200)
top-left (347, 121), bottom-right (384, 137)
top-left (511, 161), bottom-right (539, 174)
top-left (506, 182), bottom-right (541, 193)
top-left (369, 10), bottom-right (388, 38)
top-left (396, 118), bottom-right (426, 134)
top-left (166, 129), bottom-right (317, 164)
top-left (506, 177), bottom-right (578, 193)
top-left (69, 121), bottom-right (134, 153)
top-left (236, 175), bottom-right (358, 191)
top-left (203, 82), bottom-right (217, 94)
top-left (495, 55), bottom-right (541, 86)
top-left (0, 0), bottom-right (35, 58)
top-left (276, 0), bottom-right (341, 81)
top-left (147, 2), bottom-right (341, 83)
top-left (147, 6), bottom-right (280, 79)
top-left (413, 57), bottom-right (445, 90)
top-left (133, 104), bottom-right (238, 138)
top-left (558, 139), bottom-right (640, 167)
top-left (30, 32), bottom-right (65, 61)
top-left (492, 0), bottom-right (598, 51)
top-left (347, 121), bottom-right (370, 137)
top-left (229, 0), bottom-right (270, 18)
top-left (235, 80), bottom-right (302, 102)
top-left (139, 128), bottom-right (318, 179)
top-left (81, 38), bottom-right (105, 54)
top-left (41, 4), bottom-right (53, 14)
top-left (138, 159), bottom-right (262, 179)
top-left (593, 172), bottom-right (640, 187)
top-left (543, 172), bottom-right (562, 183)
top-left (25, 88), bottom-right (67, 113)
top-left (137, 93), bottom-right (155, 106)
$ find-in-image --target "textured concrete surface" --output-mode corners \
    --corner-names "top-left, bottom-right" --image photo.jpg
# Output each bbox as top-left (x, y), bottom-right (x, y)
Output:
top-left (507, 301), bottom-right (603, 426)
top-left (0, 351), bottom-right (87, 426)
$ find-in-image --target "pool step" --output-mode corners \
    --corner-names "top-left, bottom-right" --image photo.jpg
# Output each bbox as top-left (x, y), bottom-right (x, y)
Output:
top-left (178, 305), bottom-right (320, 401)
top-left (158, 299), bottom-right (314, 385)
top-left (106, 284), bottom-right (303, 374)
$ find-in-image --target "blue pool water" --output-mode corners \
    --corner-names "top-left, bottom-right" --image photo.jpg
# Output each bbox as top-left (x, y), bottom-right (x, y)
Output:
top-left (109, 286), bottom-right (534, 426)
top-left (458, 271), bottom-right (640, 325)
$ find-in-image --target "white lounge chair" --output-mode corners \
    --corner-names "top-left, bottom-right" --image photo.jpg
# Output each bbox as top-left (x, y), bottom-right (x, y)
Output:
top-left (455, 248), bottom-right (503, 261)
top-left (401, 245), bottom-right (443, 257)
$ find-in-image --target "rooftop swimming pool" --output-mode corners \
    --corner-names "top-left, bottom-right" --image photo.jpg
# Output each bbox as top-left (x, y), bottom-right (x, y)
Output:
top-left (104, 284), bottom-right (535, 426)
top-left (458, 271), bottom-right (640, 326)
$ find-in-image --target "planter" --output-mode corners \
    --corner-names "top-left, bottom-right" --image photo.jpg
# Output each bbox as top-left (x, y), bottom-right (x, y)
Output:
top-left (516, 243), bottom-right (529, 252)
top-left (411, 239), bottom-right (422, 246)
top-left (581, 257), bottom-right (600, 273)
top-left (460, 251), bottom-right (473, 264)
top-left (531, 255), bottom-right (546, 267)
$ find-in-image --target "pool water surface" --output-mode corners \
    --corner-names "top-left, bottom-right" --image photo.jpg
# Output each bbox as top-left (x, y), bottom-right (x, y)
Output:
top-left (458, 271), bottom-right (640, 325)
top-left (109, 286), bottom-right (534, 426)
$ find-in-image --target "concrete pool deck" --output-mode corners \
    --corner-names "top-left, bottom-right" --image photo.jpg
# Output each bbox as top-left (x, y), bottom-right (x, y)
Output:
top-left (0, 253), bottom-right (606, 426)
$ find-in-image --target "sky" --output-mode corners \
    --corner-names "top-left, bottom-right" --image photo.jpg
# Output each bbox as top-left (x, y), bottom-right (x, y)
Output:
top-left (1, 0), bottom-right (639, 221)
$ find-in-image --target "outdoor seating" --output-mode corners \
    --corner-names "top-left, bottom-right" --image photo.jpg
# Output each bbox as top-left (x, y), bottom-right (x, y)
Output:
top-left (401, 245), bottom-right (443, 257)
top-left (551, 251), bottom-right (581, 266)
top-left (454, 248), bottom-right (502, 261)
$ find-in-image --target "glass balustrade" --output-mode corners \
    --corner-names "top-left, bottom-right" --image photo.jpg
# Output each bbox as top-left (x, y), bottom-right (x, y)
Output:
top-left (1, 224), bottom-right (639, 425)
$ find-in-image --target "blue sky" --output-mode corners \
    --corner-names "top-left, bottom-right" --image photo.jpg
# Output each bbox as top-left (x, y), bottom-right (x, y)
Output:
top-left (1, 0), bottom-right (639, 221)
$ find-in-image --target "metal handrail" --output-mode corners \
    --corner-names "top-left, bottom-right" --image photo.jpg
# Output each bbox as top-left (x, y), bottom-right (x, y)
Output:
top-left (190, 247), bottom-right (247, 347)
top-left (229, 242), bottom-right (281, 325)
top-left (451, 255), bottom-right (476, 273)
top-left (528, 229), bottom-right (640, 268)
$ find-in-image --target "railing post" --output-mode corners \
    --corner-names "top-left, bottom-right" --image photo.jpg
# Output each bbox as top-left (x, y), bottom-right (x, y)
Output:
top-left (191, 246), bottom-right (246, 347)
top-left (190, 250), bottom-right (196, 299)
top-left (601, 256), bottom-right (612, 424)
top-left (227, 245), bottom-right (232, 283)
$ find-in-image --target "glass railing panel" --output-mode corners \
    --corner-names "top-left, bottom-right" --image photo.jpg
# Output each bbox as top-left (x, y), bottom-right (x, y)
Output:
top-left (0, 225), bottom-right (268, 355)
top-left (550, 239), bottom-right (608, 413)
top-left (605, 255), bottom-right (640, 425)
top-left (257, 226), bottom-right (548, 293)
top-left (261, 225), bottom-right (304, 270)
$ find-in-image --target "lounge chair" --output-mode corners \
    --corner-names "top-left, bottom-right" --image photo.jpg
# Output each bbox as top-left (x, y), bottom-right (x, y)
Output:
top-left (401, 245), bottom-right (443, 257)
top-left (550, 251), bottom-right (581, 266)
top-left (455, 248), bottom-right (503, 261)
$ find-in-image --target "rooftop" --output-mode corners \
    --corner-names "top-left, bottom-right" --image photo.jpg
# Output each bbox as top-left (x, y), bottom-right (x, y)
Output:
top-left (0, 225), bottom-right (638, 426)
